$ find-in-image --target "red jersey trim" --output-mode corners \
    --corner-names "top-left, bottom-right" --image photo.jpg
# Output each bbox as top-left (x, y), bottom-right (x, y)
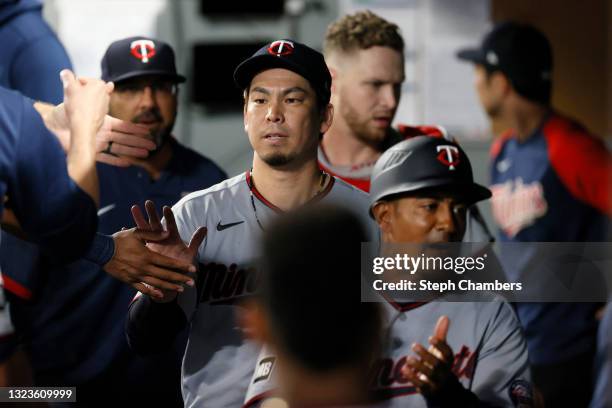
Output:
top-left (242, 390), bottom-right (275, 408)
top-left (318, 162), bottom-right (371, 192)
top-left (381, 291), bottom-right (428, 313)
top-left (543, 114), bottom-right (612, 215)
top-left (489, 129), bottom-right (514, 160)
top-left (245, 170), bottom-right (336, 211)
top-left (1, 274), bottom-right (32, 300)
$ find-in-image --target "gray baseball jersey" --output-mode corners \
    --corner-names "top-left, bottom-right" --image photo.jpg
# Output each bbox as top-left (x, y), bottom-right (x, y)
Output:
top-left (170, 171), bottom-right (377, 408)
top-left (245, 294), bottom-right (532, 407)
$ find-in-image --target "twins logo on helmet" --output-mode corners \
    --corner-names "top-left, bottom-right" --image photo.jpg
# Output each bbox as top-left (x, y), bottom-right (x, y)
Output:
top-left (436, 145), bottom-right (460, 170)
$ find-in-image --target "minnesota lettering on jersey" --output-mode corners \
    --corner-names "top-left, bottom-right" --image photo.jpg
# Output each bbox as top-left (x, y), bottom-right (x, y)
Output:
top-left (196, 262), bottom-right (259, 305)
top-left (370, 345), bottom-right (477, 399)
top-left (490, 178), bottom-right (548, 237)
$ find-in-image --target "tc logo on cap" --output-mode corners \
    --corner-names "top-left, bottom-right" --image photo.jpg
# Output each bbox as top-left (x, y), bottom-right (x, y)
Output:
top-left (130, 39), bottom-right (156, 63)
top-left (436, 145), bottom-right (460, 170)
top-left (267, 40), bottom-right (294, 57)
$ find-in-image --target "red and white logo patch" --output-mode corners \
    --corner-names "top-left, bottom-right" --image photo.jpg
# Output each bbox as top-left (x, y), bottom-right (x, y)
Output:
top-left (267, 40), bottom-right (294, 57)
top-left (130, 39), bottom-right (156, 63)
top-left (490, 179), bottom-right (548, 237)
top-left (436, 145), bottom-right (460, 170)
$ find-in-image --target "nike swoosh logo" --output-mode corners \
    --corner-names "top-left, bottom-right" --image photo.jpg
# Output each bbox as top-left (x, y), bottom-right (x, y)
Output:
top-left (216, 220), bottom-right (245, 231)
top-left (97, 204), bottom-right (116, 216)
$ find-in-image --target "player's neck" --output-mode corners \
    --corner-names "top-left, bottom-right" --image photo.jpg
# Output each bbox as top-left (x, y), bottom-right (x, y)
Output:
top-left (130, 138), bottom-right (173, 180)
top-left (277, 359), bottom-right (372, 407)
top-left (251, 157), bottom-right (327, 211)
top-left (507, 101), bottom-right (551, 142)
top-left (322, 121), bottom-right (383, 167)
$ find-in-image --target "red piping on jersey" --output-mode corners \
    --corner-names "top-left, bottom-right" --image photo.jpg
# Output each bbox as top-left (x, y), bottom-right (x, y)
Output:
top-left (381, 291), bottom-right (428, 313)
top-left (318, 161), bottom-right (371, 192)
top-left (245, 170), bottom-right (336, 211)
top-left (542, 114), bottom-right (612, 215)
top-left (1, 274), bottom-right (32, 300)
top-left (489, 129), bottom-right (514, 160)
top-left (242, 390), bottom-right (275, 408)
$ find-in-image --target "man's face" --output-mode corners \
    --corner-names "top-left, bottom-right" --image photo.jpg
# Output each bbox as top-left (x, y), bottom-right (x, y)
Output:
top-left (474, 65), bottom-right (503, 119)
top-left (244, 68), bottom-right (332, 168)
top-left (109, 75), bottom-right (178, 148)
top-left (373, 192), bottom-right (467, 243)
top-left (333, 46), bottom-right (404, 146)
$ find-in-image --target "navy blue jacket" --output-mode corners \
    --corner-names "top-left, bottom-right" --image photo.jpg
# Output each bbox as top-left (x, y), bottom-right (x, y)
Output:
top-left (2, 138), bottom-right (226, 406)
top-left (0, 0), bottom-right (72, 104)
top-left (490, 113), bottom-right (611, 365)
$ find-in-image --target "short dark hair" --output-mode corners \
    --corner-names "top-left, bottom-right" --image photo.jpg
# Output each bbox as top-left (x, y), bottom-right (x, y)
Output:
top-left (259, 204), bottom-right (382, 372)
top-left (483, 65), bottom-right (551, 105)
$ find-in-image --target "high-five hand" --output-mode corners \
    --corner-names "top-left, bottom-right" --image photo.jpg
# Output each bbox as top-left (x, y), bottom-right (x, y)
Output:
top-left (131, 200), bottom-right (207, 302)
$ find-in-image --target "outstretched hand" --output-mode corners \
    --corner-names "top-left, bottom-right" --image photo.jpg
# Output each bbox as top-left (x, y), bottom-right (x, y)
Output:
top-left (103, 227), bottom-right (198, 300)
top-left (43, 105), bottom-right (155, 167)
top-left (131, 200), bottom-right (207, 302)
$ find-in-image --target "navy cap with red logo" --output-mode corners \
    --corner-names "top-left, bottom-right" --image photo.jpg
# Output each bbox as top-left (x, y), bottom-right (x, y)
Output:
top-left (101, 36), bottom-right (186, 84)
top-left (233, 39), bottom-right (331, 105)
top-left (457, 21), bottom-right (553, 104)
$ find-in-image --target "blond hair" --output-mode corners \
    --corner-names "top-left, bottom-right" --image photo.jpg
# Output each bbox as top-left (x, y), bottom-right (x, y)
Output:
top-left (324, 10), bottom-right (404, 56)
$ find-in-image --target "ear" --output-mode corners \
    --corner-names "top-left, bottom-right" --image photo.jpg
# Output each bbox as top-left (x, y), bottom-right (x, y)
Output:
top-left (319, 103), bottom-right (334, 134)
top-left (372, 201), bottom-right (393, 234)
top-left (236, 300), bottom-right (271, 344)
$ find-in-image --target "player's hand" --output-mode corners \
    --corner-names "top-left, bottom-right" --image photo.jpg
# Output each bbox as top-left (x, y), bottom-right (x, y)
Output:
top-left (43, 104), bottom-right (155, 167)
top-left (60, 70), bottom-right (112, 137)
top-left (103, 227), bottom-right (198, 300)
top-left (402, 315), bottom-right (455, 396)
top-left (131, 200), bottom-right (207, 302)
top-left (95, 115), bottom-right (155, 166)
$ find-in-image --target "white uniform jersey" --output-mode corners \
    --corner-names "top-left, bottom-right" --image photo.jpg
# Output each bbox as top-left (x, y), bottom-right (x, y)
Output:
top-left (245, 294), bottom-right (532, 408)
top-left (171, 172), bottom-right (376, 408)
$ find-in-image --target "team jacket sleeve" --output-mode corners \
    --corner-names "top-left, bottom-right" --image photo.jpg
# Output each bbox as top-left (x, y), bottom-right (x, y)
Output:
top-left (7, 97), bottom-right (97, 263)
top-left (83, 233), bottom-right (116, 266)
top-left (471, 300), bottom-right (533, 407)
top-left (544, 115), bottom-right (612, 216)
top-left (10, 36), bottom-right (72, 104)
top-left (125, 294), bottom-right (188, 355)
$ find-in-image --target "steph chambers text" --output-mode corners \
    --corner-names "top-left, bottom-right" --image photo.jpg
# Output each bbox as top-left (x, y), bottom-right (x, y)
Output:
top-left (372, 279), bottom-right (522, 292)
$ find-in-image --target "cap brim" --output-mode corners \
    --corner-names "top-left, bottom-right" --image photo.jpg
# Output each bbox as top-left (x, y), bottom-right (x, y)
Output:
top-left (109, 71), bottom-right (186, 84)
top-left (456, 48), bottom-right (487, 64)
top-left (369, 179), bottom-right (492, 218)
top-left (233, 54), bottom-right (309, 90)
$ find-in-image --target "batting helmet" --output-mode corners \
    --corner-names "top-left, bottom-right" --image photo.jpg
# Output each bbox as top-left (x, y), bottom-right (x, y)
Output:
top-left (369, 136), bottom-right (491, 213)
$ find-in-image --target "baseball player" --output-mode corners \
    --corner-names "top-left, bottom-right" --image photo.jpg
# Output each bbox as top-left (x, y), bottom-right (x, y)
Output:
top-left (0, 37), bottom-right (227, 406)
top-left (457, 22), bottom-right (611, 407)
top-left (245, 136), bottom-right (533, 407)
top-left (125, 39), bottom-right (376, 408)
top-left (319, 10), bottom-right (493, 243)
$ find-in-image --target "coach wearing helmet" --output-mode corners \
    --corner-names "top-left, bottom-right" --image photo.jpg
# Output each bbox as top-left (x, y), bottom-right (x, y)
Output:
top-left (368, 136), bottom-right (533, 407)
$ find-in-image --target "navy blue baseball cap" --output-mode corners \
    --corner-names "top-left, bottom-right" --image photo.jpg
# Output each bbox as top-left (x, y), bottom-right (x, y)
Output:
top-left (101, 36), bottom-right (186, 83)
top-left (233, 39), bottom-right (331, 105)
top-left (457, 22), bottom-right (552, 104)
